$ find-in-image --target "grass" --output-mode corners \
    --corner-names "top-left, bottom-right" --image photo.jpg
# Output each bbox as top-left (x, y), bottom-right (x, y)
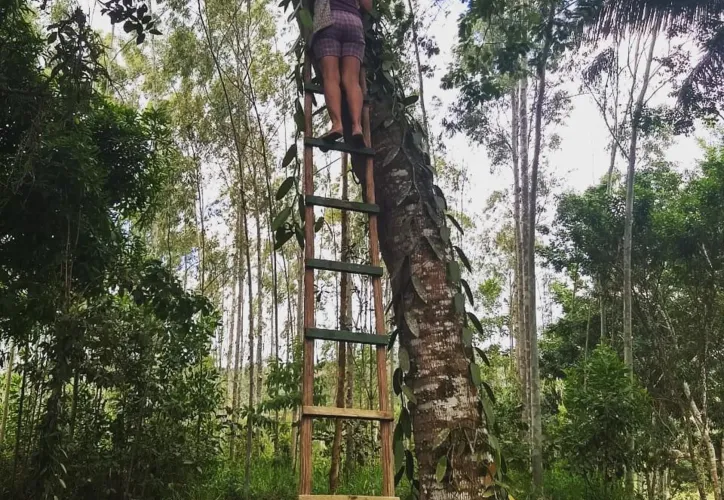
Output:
top-left (177, 454), bottom-right (412, 500)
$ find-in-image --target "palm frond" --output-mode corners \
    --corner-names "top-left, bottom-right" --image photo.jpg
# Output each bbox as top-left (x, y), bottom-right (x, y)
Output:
top-left (588, 0), bottom-right (724, 37)
top-left (678, 23), bottom-right (724, 116)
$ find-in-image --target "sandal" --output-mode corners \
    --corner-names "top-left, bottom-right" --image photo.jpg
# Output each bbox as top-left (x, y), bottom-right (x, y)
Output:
top-left (319, 128), bottom-right (343, 152)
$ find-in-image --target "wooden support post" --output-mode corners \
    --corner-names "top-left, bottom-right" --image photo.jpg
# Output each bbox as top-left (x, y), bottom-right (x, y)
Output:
top-left (299, 55), bottom-right (315, 497)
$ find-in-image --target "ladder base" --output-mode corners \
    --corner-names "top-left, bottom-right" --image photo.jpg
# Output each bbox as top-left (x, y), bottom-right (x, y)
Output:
top-left (302, 405), bottom-right (393, 421)
top-left (300, 496), bottom-right (399, 500)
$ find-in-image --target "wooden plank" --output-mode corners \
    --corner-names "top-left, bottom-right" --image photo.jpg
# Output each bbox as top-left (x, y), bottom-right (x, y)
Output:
top-left (299, 56), bottom-right (316, 498)
top-left (302, 405), bottom-right (393, 421)
top-left (304, 137), bottom-right (375, 156)
top-left (306, 258), bottom-right (383, 277)
top-left (306, 328), bottom-right (389, 346)
top-left (305, 195), bottom-right (380, 214)
top-left (360, 67), bottom-right (395, 497)
top-left (300, 496), bottom-right (399, 500)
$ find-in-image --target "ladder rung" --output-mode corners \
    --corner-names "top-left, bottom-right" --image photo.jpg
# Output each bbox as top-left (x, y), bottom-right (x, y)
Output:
top-left (306, 195), bottom-right (380, 214)
top-left (300, 496), bottom-right (399, 500)
top-left (306, 258), bottom-right (382, 277)
top-left (304, 137), bottom-right (375, 156)
top-left (306, 327), bottom-right (388, 346)
top-left (302, 405), bottom-right (394, 421)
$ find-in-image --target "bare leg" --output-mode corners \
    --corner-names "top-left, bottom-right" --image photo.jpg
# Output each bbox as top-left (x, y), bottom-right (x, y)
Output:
top-left (340, 56), bottom-right (363, 138)
top-left (320, 55), bottom-right (343, 137)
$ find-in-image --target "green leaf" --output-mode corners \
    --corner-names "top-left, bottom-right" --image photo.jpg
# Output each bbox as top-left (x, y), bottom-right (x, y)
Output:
top-left (467, 312), bottom-right (484, 335)
top-left (123, 20), bottom-right (134, 32)
top-left (424, 233), bottom-right (444, 261)
top-left (402, 385), bottom-right (417, 404)
top-left (405, 450), bottom-right (415, 480)
top-left (470, 362), bottom-right (481, 386)
top-left (474, 346), bottom-right (490, 366)
top-left (387, 328), bottom-right (399, 350)
top-left (298, 195), bottom-right (306, 221)
top-left (142, 14), bottom-right (152, 23)
top-left (272, 206), bottom-right (292, 231)
top-left (454, 246), bottom-right (472, 273)
top-left (295, 226), bottom-right (305, 249)
top-left (488, 433), bottom-right (500, 451)
top-left (446, 213), bottom-right (464, 235)
top-left (282, 144), bottom-right (298, 168)
top-left (394, 433), bottom-right (404, 471)
top-left (393, 367), bottom-right (402, 395)
top-left (461, 278), bottom-right (474, 306)
top-left (298, 8), bottom-right (313, 28)
top-left (48, 32), bottom-right (57, 43)
top-left (403, 94), bottom-right (419, 106)
top-left (149, 28), bottom-right (162, 35)
top-left (435, 456), bottom-right (448, 483)
top-left (432, 428), bottom-right (450, 450)
top-left (399, 407), bottom-right (412, 438)
top-left (276, 176), bottom-right (295, 200)
top-left (274, 227), bottom-right (293, 250)
top-left (404, 310), bottom-right (419, 337)
top-left (399, 347), bottom-right (410, 372)
top-left (434, 195), bottom-right (447, 212)
top-left (447, 261), bottom-right (461, 284)
top-left (482, 380), bottom-right (496, 404)
top-left (314, 216), bottom-right (324, 232)
top-left (58, 478), bottom-right (66, 489)
top-left (440, 226), bottom-right (451, 245)
top-left (394, 463), bottom-right (405, 486)
top-left (462, 327), bottom-right (473, 348)
top-left (454, 293), bottom-right (465, 314)
top-left (410, 275), bottom-right (427, 303)
top-left (136, 33), bottom-right (146, 44)
top-left (481, 395), bottom-right (495, 427)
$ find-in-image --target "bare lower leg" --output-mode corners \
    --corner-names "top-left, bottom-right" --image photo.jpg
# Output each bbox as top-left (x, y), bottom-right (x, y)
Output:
top-left (320, 56), bottom-right (342, 134)
top-left (341, 56), bottom-right (363, 136)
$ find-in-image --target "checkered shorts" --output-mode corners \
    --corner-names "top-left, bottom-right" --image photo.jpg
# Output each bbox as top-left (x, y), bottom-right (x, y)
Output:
top-left (313, 10), bottom-right (365, 62)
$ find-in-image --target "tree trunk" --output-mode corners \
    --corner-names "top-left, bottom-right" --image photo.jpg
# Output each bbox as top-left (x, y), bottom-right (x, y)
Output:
top-left (407, 0), bottom-right (432, 160)
top-left (686, 421), bottom-right (708, 500)
top-left (685, 382), bottom-right (721, 500)
top-left (357, 95), bottom-right (486, 499)
top-left (329, 153), bottom-right (351, 493)
top-left (528, 15), bottom-right (553, 486)
top-left (344, 343), bottom-right (356, 476)
top-left (519, 76), bottom-right (532, 438)
top-left (230, 208), bottom-right (246, 460)
top-left (290, 248), bottom-right (304, 470)
top-left (0, 342), bottom-right (14, 446)
top-left (623, 27), bottom-right (658, 495)
top-left (255, 202), bottom-right (264, 405)
top-left (511, 87), bottom-right (525, 389)
top-left (227, 280), bottom-right (238, 404)
top-left (245, 235), bottom-right (256, 489)
top-left (68, 368), bottom-right (79, 440)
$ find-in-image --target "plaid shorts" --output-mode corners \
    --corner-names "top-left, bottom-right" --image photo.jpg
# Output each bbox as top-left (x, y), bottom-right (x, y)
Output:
top-left (313, 10), bottom-right (365, 62)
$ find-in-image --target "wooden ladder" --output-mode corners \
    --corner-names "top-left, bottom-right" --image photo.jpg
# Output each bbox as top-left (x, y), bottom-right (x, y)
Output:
top-left (298, 55), bottom-right (397, 500)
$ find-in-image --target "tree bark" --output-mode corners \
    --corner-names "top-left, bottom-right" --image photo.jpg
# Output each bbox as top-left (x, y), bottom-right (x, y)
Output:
top-left (510, 87), bottom-right (525, 389)
top-left (230, 208), bottom-right (246, 460)
top-left (0, 342), bottom-right (14, 446)
top-left (519, 76), bottom-right (532, 439)
top-left (686, 420), bottom-right (708, 500)
top-left (358, 95), bottom-right (486, 499)
top-left (623, 27), bottom-right (658, 495)
top-left (329, 153), bottom-right (351, 493)
top-left (528, 18), bottom-right (552, 485)
top-left (685, 382), bottom-right (721, 500)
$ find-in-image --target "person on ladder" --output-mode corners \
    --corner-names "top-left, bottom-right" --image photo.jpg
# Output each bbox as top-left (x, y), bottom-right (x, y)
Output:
top-left (311, 0), bottom-right (372, 146)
